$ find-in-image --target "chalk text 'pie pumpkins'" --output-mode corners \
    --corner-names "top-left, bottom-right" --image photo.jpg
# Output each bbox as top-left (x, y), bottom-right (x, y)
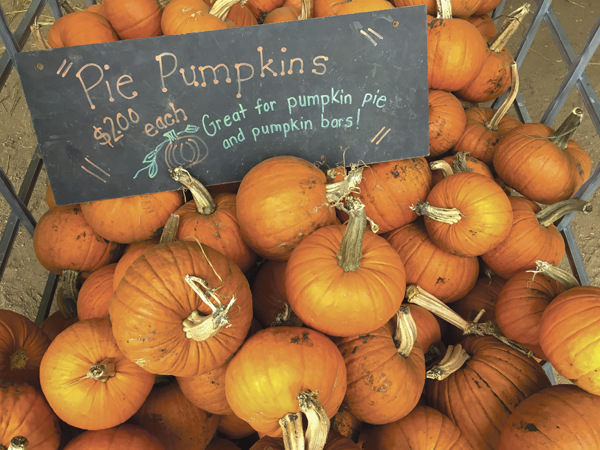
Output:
top-left (63, 424), bottom-right (165, 450)
top-left (236, 156), bottom-right (336, 260)
top-left (286, 198), bottom-right (406, 337)
top-left (0, 380), bottom-right (61, 450)
top-left (226, 327), bottom-right (347, 445)
top-left (40, 318), bottom-right (155, 430)
top-left (109, 240), bottom-right (252, 377)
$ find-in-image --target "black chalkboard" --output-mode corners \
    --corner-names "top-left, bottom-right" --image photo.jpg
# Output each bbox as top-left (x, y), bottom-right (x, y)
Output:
top-left (16, 6), bottom-right (428, 205)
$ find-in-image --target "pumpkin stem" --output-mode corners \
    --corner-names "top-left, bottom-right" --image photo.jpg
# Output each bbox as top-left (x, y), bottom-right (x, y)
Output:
top-left (536, 199), bottom-right (592, 227)
top-left (279, 413), bottom-right (305, 450)
top-left (326, 163), bottom-right (364, 210)
top-left (299, 0), bottom-right (311, 19)
top-left (486, 62), bottom-right (519, 131)
top-left (87, 358), bottom-right (116, 383)
top-left (548, 108), bottom-right (584, 150)
top-left (298, 390), bottom-right (330, 450)
top-left (410, 201), bottom-right (463, 225)
top-left (209, 0), bottom-right (240, 19)
top-left (426, 345), bottom-right (470, 380)
top-left (158, 0), bottom-right (172, 8)
top-left (30, 21), bottom-right (51, 50)
top-left (528, 261), bottom-right (580, 290)
top-left (59, 270), bottom-right (79, 320)
top-left (430, 160), bottom-right (454, 178)
top-left (435, 0), bottom-right (452, 20)
top-left (160, 214), bottom-right (180, 243)
top-left (170, 167), bottom-right (216, 215)
top-left (9, 348), bottom-right (28, 371)
top-left (488, 4), bottom-right (530, 53)
top-left (272, 303), bottom-right (304, 327)
top-left (7, 437), bottom-right (28, 450)
top-left (452, 153), bottom-right (474, 174)
top-left (183, 275), bottom-right (236, 341)
top-left (337, 197), bottom-right (367, 272)
top-left (60, 0), bottom-right (76, 14)
top-left (484, 267), bottom-right (495, 282)
top-left (394, 306), bottom-right (418, 358)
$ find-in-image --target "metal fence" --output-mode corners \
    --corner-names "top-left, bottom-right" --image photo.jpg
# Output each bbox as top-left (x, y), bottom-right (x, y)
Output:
top-left (0, 0), bottom-right (599, 384)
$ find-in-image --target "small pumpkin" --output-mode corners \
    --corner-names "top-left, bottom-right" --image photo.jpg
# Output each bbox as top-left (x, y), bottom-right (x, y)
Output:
top-left (430, 152), bottom-right (493, 186)
top-left (0, 310), bottom-right (50, 388)
top-left (63, 424), bottom-right (165, 450)
top-left (81, 190), bottom-right (183, 244)
top-left (113, 237), bottom-right (160, 290)
top-left (47, 11), bottom-right (118, 48)
top-left (0, 380), bottom-right (61, 450)
top-left (262, 6), bottom-right (300, 22)
top-left (40, 311), bottom-right (78, 342)
top-left (177, 360), bottom-right (232, 415)
top-left (162, 0), bottom-right (229, 34)
top-left (494, 108), bottom-right (591, 204)
top-left (406, 304), bottom-right (443, 355)
top-left (77, 263), bottom-right (117, 320)
top-left (428, 90), bottom-right (466, 158)
top-left (330, 402), bottom-right (362, 443)
top-left (217, 414), bottom-right (256, 439)
top-left (103, 0), bottom-right (163, 40)
top-left (451, 275), bottom-right (506, 324)
top-left (335, 0), bottom-right (394, 15)
top-left (474, 0), bottom-right (502, 14)
top-left (466, 13), bottom-right (497, 38)
top-left (40, 318), bottom-right (155, 430)
top-left (392, 0), bottom-right (435, 15)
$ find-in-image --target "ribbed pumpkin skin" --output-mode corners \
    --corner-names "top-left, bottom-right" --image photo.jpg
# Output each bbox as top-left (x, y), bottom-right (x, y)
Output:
top-left (223, 3), bottom-right (259, 27)
top-left (81, 191), bottom-right (183, 244)
top-left (452, 108), bottom-right (521, 165)
top-left (40, 318), bottom-right (155, 430)
top-left (225, 327), bottom-right (347, 436)
top-left (33, 205), bottom-right (120, 275)
top-left (336, 323), bottom-right (425, 424)
top-left (48, 11), bottom-right (118, 48)
top-left (87, 3), bottom-right (107, 16)
top-left (495, 272), bottom-right (564, 360)
top-left (335, 0), bottom-right (394, 15)
top-left (63, 424), bottom-right (165, 450)
top-left (0, 380), bottom-right (61, 450)
top-left (451, 276), bottom-right (506, 323)
top-left (466, 14), bottom-right (497, 38)
top-left (392, 0), bottom-right (435, 15)
top-left (207, 437), bottom-right (242, 450)
top-left (313, 0), bottom-right (344, 16)
top-left (103, 0), bottom-right (162, 40)
top-left (236, 156), bottom-right (336, 261)
top-left (176, 193), bottom-right (257, 272)
top-left (262, 6), bottom-right (300, 22)
top-left (423, 173), bottom-right (513, 257)
top-left (40, 311), bottom-right (78, 342)
top-left (251, 260), bottom-right (299, 328)
top-left (540, 286), bottom-right (600, 395)
top-left (162, 0), bottom-right (228, 35)
top-left (109, 241), bottom-right (252, 377)
top-left (349, 158), bottom-right (432, 234)
top-left (0, 310), bottom-right (50, 388)
top-left (286, 225), bottom-right (406, 337)
top-left (427, 337), bottom-right (551, 450)
top-left (494, 124), bottom-right (591, 204)
top-left (112, 238), bottom-right (160, 290)
top-left (407, 304), bottom-right (442, 353)
top-left (131, 383), bottom-right (220, 450)
top-left (246, 0), bottom-right (285, 19)
top-left (498, 385), bottom-right (600, 450)
top-left (475, 0), bottom-right (502, 14)
top-left (431, 154), bottom-right (493, 186)
top-left (77, 263), bottom-right (116, 320)
top-left (365, 406), bottom-right (473, 450)
top-left (177, 360), bottom-right (233, 415)
top-left (217, 414), bottom-right (256, 439)
top-left (427, 16), bottom-right (487, 91)
top-left (386, 220), bottom-right (479, 303)
top-left (330, 403), bottom-right (361, 442)
top-left (481, 197), bottom-right (565, 279)
top-left (429, 90), bottom-right (466, 158)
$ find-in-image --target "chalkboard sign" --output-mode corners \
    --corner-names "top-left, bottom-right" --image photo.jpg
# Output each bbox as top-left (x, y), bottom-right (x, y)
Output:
top-left (16, 6), bottom-right (428, 206)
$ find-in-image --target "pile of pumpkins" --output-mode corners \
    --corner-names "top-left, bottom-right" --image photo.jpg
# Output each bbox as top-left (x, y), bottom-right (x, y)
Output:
top-left (2, 0), bottom-right (599, 449)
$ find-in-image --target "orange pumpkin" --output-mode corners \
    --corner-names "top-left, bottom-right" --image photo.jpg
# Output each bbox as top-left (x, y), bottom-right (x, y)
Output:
top-left (40, 318), bottom-right (155, 430)
top-left (33, 205), bottom-right (119, 275)
top-left (172, 168), bottom-right (256, 272)
top-left (0, 380), bottom-right (61, 450)
top-left (335, 308), bottom-right (425, 424)
top-left (87, 3), bottom-right (107, 17)
top-left (450, 275), bottom-right (506, 323)
top-left (392, 0), bottom-right (435, 15)
top-left (48, 11), bottom-right (118, 48)
top-left (540, 286), bottom-right (600, 395)
top-left (262, 6), bottom-right (300, 22)
top-left (217, 414), bottom-right (256, 439)
top-left (109, 241), bottom-right (252, 377)
top-left (112, 237), bottom-right (160, 290)
top-left (177, 360), bottom-right (233, 415)
top-left (431, 153), bottom-right (493, 186)
top-left (81, 190), bottom-right (183, 244)
top-left (162, 0), bottom-right (229, 34)
top-left (365, 405), bottom-right (472, 450)
top-left (226, 327), bottom-right (347, 439)
top-left (286, 199), bottom-right (406, 336)
top-left (209, 0), bottom-right (258, 26)
top-left (236, 156), bottom-right (336, 261)
top-left (77, 263), bottom-right (117, 320)
top-left (386, 219), bottom-right (479, 303)
top-left (335, 0), bottom-right (393, 15)
top-left (313, 0), bottom-right (344, 16)
top-left (466, 14), bottom-right (497, 38)
top-left (103, 0), bottom-right (163, 40)
top-left (63, 424), bottom-right (165, 450)
top-left (428, 90), bottom-right (466, 158)
top-left (474, 0), bottom-right (502, 14)
top-left (330, 403), bottom-right (362, 442)
top-left (406, 304), bottom-right (443, 354)
top-left (40, 311), bottom-right (78, 342)
top-left (0, 310), bottom-right (50, 388)
top-left (131, 382), bottom-right (220, 450)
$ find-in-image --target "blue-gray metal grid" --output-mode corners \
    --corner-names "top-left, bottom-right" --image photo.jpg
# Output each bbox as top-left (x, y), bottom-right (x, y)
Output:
top-left (0, 0), bottom-right (598, 382)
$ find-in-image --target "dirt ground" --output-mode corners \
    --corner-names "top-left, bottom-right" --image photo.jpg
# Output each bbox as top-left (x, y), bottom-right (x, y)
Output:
top-left (0, 0), bottom-right (598, 324)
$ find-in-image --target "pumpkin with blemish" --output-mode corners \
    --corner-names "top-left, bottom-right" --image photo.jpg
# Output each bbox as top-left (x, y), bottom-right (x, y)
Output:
top-left (177, 360), bottom-right (233, 415)
top-left (428, 90), bottom-right (466, 158)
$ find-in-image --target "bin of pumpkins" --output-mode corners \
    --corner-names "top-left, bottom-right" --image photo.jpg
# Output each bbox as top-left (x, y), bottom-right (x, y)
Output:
top-left (1, 0), bottom-right (599, 449)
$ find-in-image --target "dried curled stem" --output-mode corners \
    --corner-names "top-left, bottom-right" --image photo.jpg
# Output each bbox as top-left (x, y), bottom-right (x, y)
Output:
top-left (528, 261), bottom-right (580, 291)
top-left (337, 197), bottom-right (367, 272)
top-left (30, 19), bottom-right (51, 50)
top-left (160, 214), bottom-right (180, 243)
top-left (394, 306), bottom-right (418, 358)
top-left (452, 153), bottom-right (474, 174)
top-left (436, 0), bottom-right (452, 19)
top-left (298, 390), bottom-right (329, 450)
top-left (326, 164), bottom-right (364, 209)
top-left (279, 413), bottom-right (305, 450)
top-left (549, 107), bottom-right (584, 150)
top-left (272, 303), bottom-right (304, 327)
top-left (430, 160), bottom-right (454, 178)
top-left (536, 199), bottom-right (592, 227)
top-left (183, 275), bottom-right (236, 341)
top-left (488, 4), bottom-right (530, 53)
top-left (299, 0), bottom-right (311, 19)
top-left (58, 269), bottom-right (79, 320)
top-left (486, 62), bottom-right (519, 130)
top-left (410, 202), bottom-right (463, 225)
top-left (171, 167), bottom-right (216, 215)
top-left (209, 0), bottom-right (241, 19)
top-left (426, 345), bottom-right (470, 380)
